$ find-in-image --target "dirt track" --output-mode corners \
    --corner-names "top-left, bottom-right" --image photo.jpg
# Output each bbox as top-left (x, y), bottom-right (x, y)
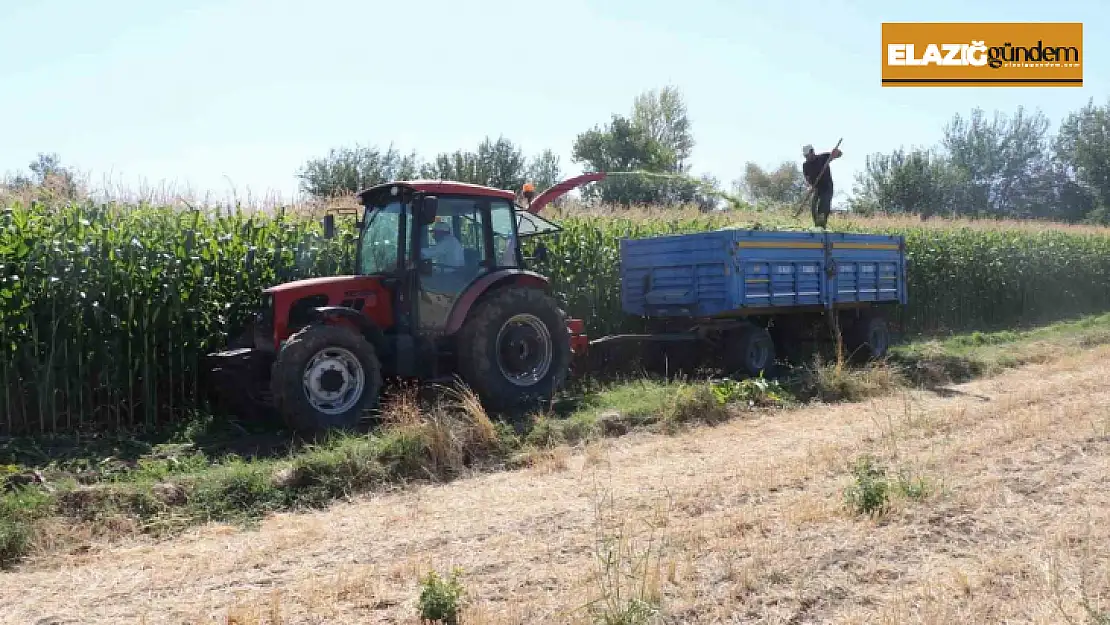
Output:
top-left (2, 347), bottom-right (1110, 624)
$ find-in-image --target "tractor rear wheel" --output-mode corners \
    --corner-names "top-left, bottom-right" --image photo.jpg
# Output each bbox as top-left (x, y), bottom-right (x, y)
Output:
top-left (456, 286), bottom-right (572, 413)
top-left (270, 323), bottom-right (383, 434)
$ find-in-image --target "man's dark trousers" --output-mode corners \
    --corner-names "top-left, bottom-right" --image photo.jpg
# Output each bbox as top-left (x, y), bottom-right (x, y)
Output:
top-left (810, 188), bottom-right (832, 228)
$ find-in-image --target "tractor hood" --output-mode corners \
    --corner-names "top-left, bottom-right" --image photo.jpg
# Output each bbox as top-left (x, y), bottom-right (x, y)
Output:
top-left (263, 275), bottom-right (371, 294)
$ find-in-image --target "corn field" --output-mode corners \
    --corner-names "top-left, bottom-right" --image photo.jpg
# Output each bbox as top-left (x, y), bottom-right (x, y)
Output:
top-left (3, 198), bottom-right (1110, 435)
top-left (0, 201), bottom-right (348, 436)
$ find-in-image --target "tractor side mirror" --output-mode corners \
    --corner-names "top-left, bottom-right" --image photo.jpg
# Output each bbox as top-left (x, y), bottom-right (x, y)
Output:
top-left (421, 195), bottom-right (439, 225)
top-left (322, 214), bottom-right (336, 239)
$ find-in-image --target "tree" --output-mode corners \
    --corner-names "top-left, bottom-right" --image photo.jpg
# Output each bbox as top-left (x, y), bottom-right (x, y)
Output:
top-left (845, 105), bottom-right (1102, 222)
top-left (848, 147), bottom-right (969, 219)
top-left (297, 143), bottom-right (419, 198)
top-left (631, 86), bottom-right (695, 171)
top-left (1054, 97), bottom-right (1110, 218)
top-left (525, 149), bottom-right (562, 192)
top-left (420, 136), bottom-right (530, 190)
top-left (570, 87), bottom-right (717, 208)
top-left (571, 113), bottom-right (679, 205)
top-left (736, 161), bottom-right (806, 205)
top-left (6, 153), bottom-right (81, 199)
top-left (940, 106), bottom-right (1056, 219)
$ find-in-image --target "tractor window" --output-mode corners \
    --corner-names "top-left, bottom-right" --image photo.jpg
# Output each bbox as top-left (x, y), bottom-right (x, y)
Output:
top-left (422, 197), bottom-right (486, 275)
top-left (515, 209), bottom-right (562, 237)
top-left (358, 201), bottom-right (402, 275)
top-left (490, 200), bottom-right (517, 267)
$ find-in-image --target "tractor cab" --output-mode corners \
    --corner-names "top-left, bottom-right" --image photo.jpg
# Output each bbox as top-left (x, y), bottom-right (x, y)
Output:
top-left (207, 174), bottom-right (600, 434)
top-left (350, 180), bottom-right (536, 337)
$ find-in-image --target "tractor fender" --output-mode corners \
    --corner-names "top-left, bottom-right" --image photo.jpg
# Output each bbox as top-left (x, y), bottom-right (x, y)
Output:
top-left (310, 306), bottom-right (387, 354)
top-left (443, 269), bottom-right (551, 335)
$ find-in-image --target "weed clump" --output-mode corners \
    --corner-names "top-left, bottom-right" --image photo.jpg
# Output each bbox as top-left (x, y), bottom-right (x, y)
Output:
top-left (804, 358), bottom-right (902, 403)
top-left (418, 567), bottom-right (467, 624)
top-left (0, 487), bottom-right (53, 567)
top-left (843, 454), bottom-right (938, 518)
top-left (843, 455), bottom-right (891, 517)
top-left (710, 375), bottom-right (788, 408)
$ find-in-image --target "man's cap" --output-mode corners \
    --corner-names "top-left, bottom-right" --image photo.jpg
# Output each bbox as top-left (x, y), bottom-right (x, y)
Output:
top-left (802, 144), bottom-right (814, 156)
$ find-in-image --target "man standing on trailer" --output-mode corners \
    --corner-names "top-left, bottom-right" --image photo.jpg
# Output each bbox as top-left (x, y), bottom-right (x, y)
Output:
top-left (801, 144), bottom-right (842, 228)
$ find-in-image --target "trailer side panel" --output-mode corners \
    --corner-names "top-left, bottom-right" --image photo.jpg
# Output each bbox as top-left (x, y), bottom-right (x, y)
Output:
top-left (619, 229), bottom-right (907, 318)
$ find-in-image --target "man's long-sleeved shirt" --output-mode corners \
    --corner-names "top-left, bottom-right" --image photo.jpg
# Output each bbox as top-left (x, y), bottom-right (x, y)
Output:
top-left (803, 153), bottom-right (835, 194)
top-left (423, 235), bottom-right (465, 268)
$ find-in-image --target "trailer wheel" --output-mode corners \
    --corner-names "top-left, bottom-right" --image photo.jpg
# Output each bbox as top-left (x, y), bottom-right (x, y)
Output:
top-left (847, 314), bottom-right (890, 361)
top-left (456, 286), bottom-right (572, 413)
top-left (726, 325), bottom-right (776, 377)
top-left (270, 323), bottom-right (383, 434)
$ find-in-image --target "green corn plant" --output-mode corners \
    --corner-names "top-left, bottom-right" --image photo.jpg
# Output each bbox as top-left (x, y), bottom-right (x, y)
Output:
top-left (3, 193), bottom-right (1110, 436)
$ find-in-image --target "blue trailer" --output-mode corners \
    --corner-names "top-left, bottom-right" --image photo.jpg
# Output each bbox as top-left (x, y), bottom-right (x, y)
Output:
top-left (586, 227), bottom-right (908, 376)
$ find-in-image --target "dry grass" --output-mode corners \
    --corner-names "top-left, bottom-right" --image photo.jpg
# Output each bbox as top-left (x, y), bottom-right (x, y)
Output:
top-left (3, 348), bottom-right (1110, 623)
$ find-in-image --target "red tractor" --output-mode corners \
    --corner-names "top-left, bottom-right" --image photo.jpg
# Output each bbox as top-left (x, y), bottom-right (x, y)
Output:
top-left (204, 174), bottom-right (601, 433)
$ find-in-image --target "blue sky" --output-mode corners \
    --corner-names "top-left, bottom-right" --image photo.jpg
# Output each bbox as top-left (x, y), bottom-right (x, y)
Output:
top-left (0, 0), bottom-right (1105, 205)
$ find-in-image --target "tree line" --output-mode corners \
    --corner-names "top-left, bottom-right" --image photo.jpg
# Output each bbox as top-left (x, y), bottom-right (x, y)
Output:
top-left (296, 86), bottom-right (723, 211)
top-left (300, 87), bottom-right (1110, 223)
top-left (5, 88), bottom-right (1108, 223)
top-left (742, 99), bottom-right (1110, 224)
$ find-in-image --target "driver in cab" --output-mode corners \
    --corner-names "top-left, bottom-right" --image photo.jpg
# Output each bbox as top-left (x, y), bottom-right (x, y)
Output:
top-left (423, 220), bottom-right (464, 272)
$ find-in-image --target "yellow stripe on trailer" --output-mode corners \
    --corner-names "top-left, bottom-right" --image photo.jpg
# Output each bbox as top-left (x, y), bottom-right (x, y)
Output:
top-left (736, 241), bottom-right (899, 250)
top-left (832, 243), bottom-right (900, 250)
top-left (736, 241), bottom-right (824, 249)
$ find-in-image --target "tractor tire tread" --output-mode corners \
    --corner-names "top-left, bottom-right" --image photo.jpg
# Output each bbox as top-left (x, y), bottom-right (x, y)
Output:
top-left (456, 286), bottom-right (572, 413)
top-left (270, 323), bottom-right (383, 434)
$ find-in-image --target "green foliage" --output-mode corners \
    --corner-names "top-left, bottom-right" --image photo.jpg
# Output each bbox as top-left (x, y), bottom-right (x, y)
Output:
top-left (0, 486), bottom-right (54, 567)
top-left (297, 136), bottom-right (562, 202)
top-left (894, 469), bottom-right (934, 501)
top-left (853, 101), bottom-right (1110, 224)
top-left (418, 567), bottom-right (466, 624)
top-left (571, 87), bottom-right (719, 209)
top-left (3, 153), bottom-right (81, 201)
top-left (430, 137), bottom-right (563, 193)
top-left (848, 147), bottom-right (970, 218)
top-left (735, 161), bottom-right (807, 205)
top-left (572, 114), bottom-right (678, 205)
top-left (0, 199), bottom-right (348, 435)
top-left (1055, 96), bottom-right (1110, 219)
top-left (631, 86), bottom-right (695, 168)
top-left (297, 143), bottom-right (420, 198)
top-left (710, 375), bottom-right (788, 407)
top-left (843, 454), bottom-right (890, 517)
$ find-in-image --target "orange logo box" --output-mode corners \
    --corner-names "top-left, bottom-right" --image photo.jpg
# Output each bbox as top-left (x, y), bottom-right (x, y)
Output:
top-left (881, 22), bottom-right (1083, 87)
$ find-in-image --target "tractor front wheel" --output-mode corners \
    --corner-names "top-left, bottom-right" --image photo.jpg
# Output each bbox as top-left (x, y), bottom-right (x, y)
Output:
top-left (456, 287), bottom-right (572, 414)
top-left (270, 323), bottom-right (383, 434)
